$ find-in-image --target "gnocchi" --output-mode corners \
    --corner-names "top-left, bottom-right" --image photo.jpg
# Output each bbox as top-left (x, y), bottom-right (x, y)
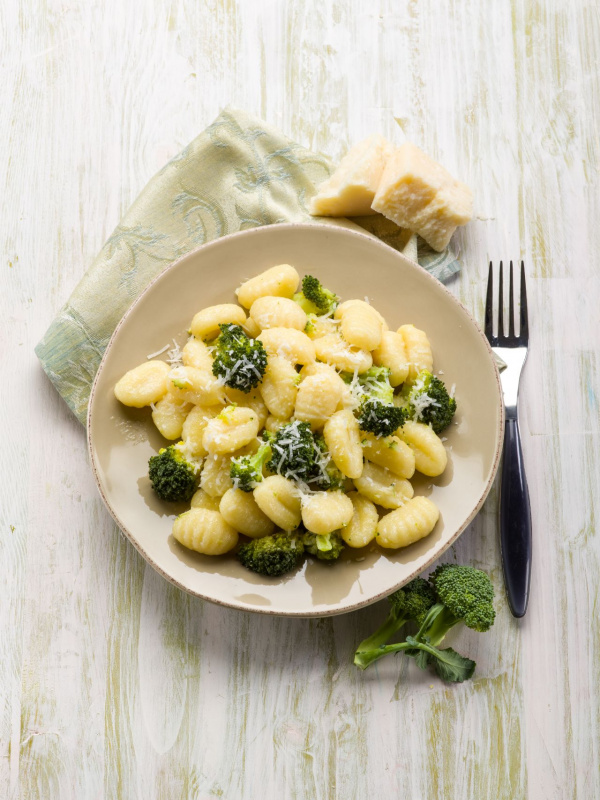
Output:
top-left (181, 337), bottom-right (214, 372)
top-left (190, 304), bottom-right (246, 340)
top-left (259, 356), bottom-right (299, 419)
top-left (301, 491), bottom-right (354, 535)
top-left (151, 393), bottom-right (192, 440)
top-left (202, 406), bottom-right (260, 455)
top-left (353, 461), bottom-right (414, 509)
top-left (190, 488), bottom-right (221, 511)
top-left (258, 327), bottom-right (316, 365)
top-left (114, 360), bottom-right (169, 407)
top-left (253, 475), bottom-right (302, 531)
top-left (323, 410), bottom-right (363, 479)
top-left (219, 489), bottom-right (276, 538)
top-left (341, 492), bottom-right (378, 548)
top-left (250, 296), bottom-right (307, 331)
top-left (167, 366), bottom-right (225, 406)
top-left (114, 264), bottom-right (458, 573)
top-left (377, 496), bottom-right (440, 549)
top-left (361, 432), bottom-right (415, 479)
top-left (314, 333), bottom-right (372, 374)
top-left (172, 508), bottom-right (239, 555)
top-left (337, 300), bottom-right (383, 351)
top-left (236, 264), bottom-right (300, 309)
top-left (396, 421), bottom-right (447, 477)
top-left (397, 324), bottom-right (433, 382)
top-left (372, 330), bottom-right (409, 386)
top-left (295, 371), bottom-right (343, 431)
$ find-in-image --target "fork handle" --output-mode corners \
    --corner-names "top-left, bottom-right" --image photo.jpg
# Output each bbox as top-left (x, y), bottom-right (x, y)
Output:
top-left (500, 416), bottom-right (532, 618)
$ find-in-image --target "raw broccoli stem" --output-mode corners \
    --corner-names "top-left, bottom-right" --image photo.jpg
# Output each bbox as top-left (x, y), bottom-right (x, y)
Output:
top-left (354, 639), bottom-right (475, 682)
top-left (354, 613), bottom-right (410, 657)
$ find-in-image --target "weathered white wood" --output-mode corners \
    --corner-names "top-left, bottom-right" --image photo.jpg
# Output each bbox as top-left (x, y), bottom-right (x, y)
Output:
top-left (1, 0), bottom-right (598, 797)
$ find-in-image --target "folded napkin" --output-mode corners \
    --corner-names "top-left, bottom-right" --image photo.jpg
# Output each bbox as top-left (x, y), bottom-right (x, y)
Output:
top-left (35, 107), bottom-right (462, 424)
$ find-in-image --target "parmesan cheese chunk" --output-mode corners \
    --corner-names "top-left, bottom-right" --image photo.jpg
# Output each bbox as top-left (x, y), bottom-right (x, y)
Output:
top-left (371, 143), bottom-right (473, 251)
top-left (309, 135), bottom-right (393, 217)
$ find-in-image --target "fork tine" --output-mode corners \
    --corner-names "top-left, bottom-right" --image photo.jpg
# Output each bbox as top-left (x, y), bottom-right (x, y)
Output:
top-left (498, 261), bottom-right (504, 338)
top-left (520, 260), bottom-right (529, 340)
top-left (485, 261), bottom-right (494, 339)
top-left (508, 261), bottom-right (515, 338)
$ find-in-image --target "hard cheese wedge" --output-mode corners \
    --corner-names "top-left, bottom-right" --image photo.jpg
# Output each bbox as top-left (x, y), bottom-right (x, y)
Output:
top-left (309, 135), bottom-right (393, 217)
top-left (371, 143), bottom-right (473, 251)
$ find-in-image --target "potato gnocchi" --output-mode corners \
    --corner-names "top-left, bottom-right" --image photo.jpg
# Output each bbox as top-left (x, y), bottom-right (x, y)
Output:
top-left (114, 266), bottom-right (458, 576)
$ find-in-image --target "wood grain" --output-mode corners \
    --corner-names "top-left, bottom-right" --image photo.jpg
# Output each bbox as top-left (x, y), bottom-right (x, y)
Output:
top-left (1, 0), bottom-right (599, 797)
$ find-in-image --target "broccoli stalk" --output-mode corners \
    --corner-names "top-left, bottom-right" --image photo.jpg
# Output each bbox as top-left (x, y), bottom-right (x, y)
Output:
top-left (302, 531), bottom-right (345, 562)
top-left (406, 370), bottom-right (457, 433)
top-left (353, 565), bottom-right (495, 683)
top-left (237, 532), bottom-right (305, 577)
top-left (230, 441), bottom-right (272, 492)
top-left (293, 275), bottom-right (339, 315)
top-left (354, 367), bottom-right (408, 437)
top-left (353, 578), bottom-right (436, 666)
top-left (211, 323), bottom-right (268, 392)
top-left (148, 444), bottom-right (199, 502)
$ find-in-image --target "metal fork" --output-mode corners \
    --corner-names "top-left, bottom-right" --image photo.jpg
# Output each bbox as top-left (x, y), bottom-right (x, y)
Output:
top-left (485, 261), bottom-right (532, 618)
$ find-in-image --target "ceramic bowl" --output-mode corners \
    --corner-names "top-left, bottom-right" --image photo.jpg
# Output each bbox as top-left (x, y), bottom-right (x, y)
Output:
top-left (88, 222), bottom-right (503, 617)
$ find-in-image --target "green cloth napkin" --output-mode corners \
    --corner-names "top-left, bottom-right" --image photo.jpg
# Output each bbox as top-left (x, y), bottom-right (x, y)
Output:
top-left (35, 107), bottom-right (462, 424)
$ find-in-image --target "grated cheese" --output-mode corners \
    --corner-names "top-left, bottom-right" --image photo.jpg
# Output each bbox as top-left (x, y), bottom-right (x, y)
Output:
top-left (146, 344), bottom-right (170, 359)
top-left (167, 339), bottom-right (184, 366)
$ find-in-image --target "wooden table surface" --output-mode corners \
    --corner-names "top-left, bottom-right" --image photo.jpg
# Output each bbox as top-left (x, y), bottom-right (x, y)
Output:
top-left (2, 1), bottom-right (599, 798)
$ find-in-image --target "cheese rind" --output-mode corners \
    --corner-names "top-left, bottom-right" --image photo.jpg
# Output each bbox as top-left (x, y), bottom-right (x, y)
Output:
top-left (309, 135), bottom-right (393, 217)
top-left (371, 143), bottom-right (473, 251)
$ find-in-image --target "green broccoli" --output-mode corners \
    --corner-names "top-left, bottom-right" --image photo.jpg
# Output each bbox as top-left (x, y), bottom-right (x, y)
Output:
top-left (267, 420), bottom-right (321, 484)
top-left (419, 563), bottom-right (496, 642)
top-left (237, 532), bottom-right (305, 577)
top-left (230, 440), bottom-right (272, 492)
top-left (211, 323), bottom-right (268, 392)
top-left (304, 315), bottom-right (317, 335)
top-left (148, 444), bottom-right (199, 502)
top-left (353, 367), bottom-right (407, 437)
top-left (352, 565), bottom-right (495, 683)
top-left (293, 275), bottom-right (339, 315)
top-left (302, 531), bottom-right (345, 562)
top-left (353, 578), bottom-right (437, 668)
top-left (406, 370), bottom-right (457, 433)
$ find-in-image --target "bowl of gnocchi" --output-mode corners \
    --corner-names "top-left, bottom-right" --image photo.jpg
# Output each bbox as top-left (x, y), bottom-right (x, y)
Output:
top-left (88, 222), bottom-right (503, 616)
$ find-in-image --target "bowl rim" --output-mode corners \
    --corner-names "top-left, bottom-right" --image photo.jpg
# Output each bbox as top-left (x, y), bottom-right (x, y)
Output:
top-left (87, 221), bottom-right (504, 617)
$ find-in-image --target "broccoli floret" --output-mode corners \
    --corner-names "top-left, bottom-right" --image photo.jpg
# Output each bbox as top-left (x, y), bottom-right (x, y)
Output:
top-left (302, 531), bottom-right (345, 562)
top-left (357, 399), bottom-right (408, 438)
top-left (353, 565), bottom-right (495, 682)
top-left (237, 532), bottom-right (305, 577)
top-left (304, 315), bottom-right (317, 335)
top-left (267, 420), bottom-right (320, 484)
top-left (211, 323), bottom-right (267, 392)
top-left (357, 366), bottom-right (395, 404)
top-left (293, 275), bottom-right (339, 315)
top-left (230, 441), bottom-right (272, 492)
top-left (406, 370), bottom-right (457, 433)
top-left (424, 563), bottom-right (496, 639)
top-left (148, 444), bottom-right (199, 502)
top-left (353, 367), bottom-right (408, 437)
top-left (354, 578), bottom-right (437, 667)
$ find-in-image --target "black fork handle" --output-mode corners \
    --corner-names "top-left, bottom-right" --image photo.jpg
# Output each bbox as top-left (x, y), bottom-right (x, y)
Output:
top-left (500, 416), bottom-right (532, 617)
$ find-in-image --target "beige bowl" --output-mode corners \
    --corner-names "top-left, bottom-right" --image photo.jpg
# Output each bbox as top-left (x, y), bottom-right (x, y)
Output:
top-left (88, 223), bottom-right (503, 617)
